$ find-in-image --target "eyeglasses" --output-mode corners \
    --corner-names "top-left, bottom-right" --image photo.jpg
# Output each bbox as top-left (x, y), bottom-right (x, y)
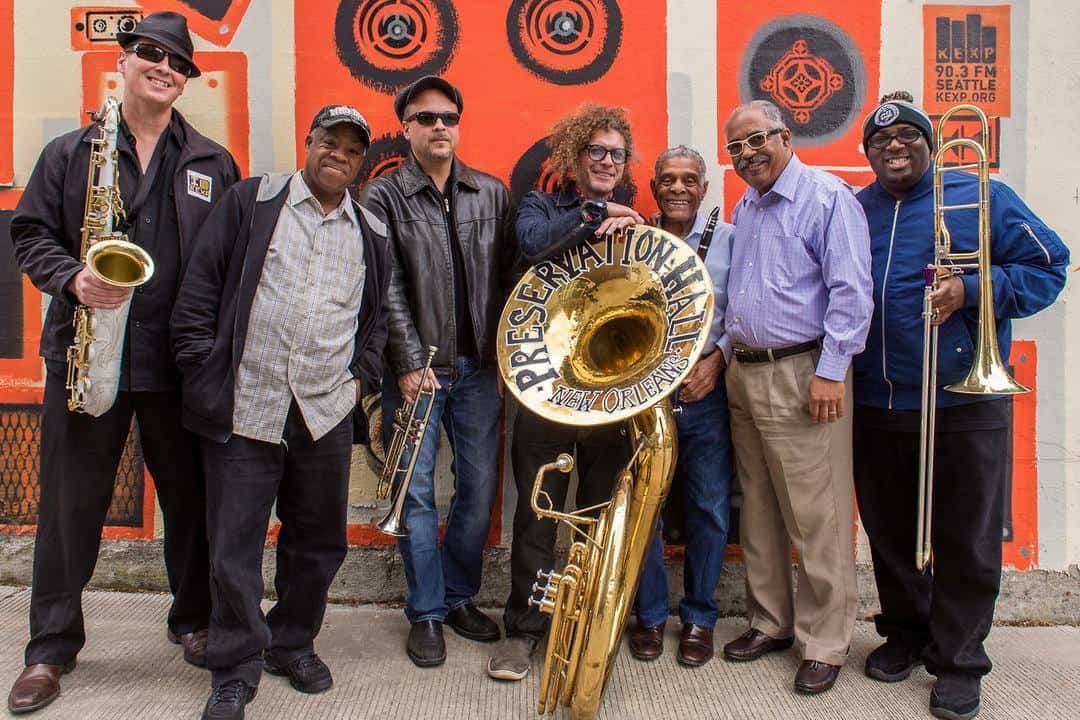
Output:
top-left (584, 144), bottom-right (628, 165)
top-left (129, 42), bottom-right (195, 77)
top-left (867, 127), bottom-right (925, 150)
top-left (725, 127), bottom-right (783, 156)
top-left (405, 111), bottom-right (461, 127)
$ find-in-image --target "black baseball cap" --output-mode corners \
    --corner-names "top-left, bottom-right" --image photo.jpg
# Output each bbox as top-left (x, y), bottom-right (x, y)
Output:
top-left (309, 104), bottom-right (372, 146)
top-left (393, 75), bottom-right (463, 121)
top-left (116, 11), bottom-right (200, 78)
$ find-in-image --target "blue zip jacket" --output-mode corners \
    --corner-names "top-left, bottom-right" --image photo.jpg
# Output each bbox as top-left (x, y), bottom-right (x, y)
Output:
top-left (854, 167), bottom-right (1068, 410)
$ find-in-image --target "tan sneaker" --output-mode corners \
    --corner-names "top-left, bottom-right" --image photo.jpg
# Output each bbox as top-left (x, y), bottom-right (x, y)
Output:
top-left (487, 636), bottom-right (537, 681)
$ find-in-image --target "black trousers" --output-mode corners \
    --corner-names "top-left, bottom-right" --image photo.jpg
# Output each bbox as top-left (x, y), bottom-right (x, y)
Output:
top-left (503, 407), bottom-right (632, 639)
top-left (203, 403), bottom-right (352, 689)
top-left (853, 401), bottom-right (1009, 679)
top-left (27, 369), bottom-right (209, 666)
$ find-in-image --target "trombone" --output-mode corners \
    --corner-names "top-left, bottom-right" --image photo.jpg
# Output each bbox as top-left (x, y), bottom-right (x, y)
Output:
top-left (916, 104), bottom-right (1028, 571)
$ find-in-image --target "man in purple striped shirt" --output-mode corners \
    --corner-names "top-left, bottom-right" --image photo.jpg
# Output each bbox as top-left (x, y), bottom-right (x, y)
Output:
top-left (718, 100), bottom-right (873, 696)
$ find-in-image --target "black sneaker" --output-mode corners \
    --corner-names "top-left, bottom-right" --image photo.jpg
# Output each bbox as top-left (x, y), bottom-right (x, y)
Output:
top-left (930, 674), bottom-right (981, 720)
top-left (264, 652), bottom-right (333, 694)
top-left (201, 680), bottom-right (256, 720)
top-left (865, 639), bottom-right (923, 682)
top-left (445, 603), bottom-right (500, 642)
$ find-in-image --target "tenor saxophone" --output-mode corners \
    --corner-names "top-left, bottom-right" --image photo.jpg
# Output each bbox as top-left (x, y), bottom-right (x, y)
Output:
top-left (66, 97), bottom-right (155, 415)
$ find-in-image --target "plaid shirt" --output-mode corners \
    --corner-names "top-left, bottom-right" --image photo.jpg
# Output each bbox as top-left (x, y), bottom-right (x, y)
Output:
top-left (232, 172), bottom-right (366, 442)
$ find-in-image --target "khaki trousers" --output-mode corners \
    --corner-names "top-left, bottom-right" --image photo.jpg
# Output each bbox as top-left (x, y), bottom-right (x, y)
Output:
top-left (725, 349), bottom-right (857, 666)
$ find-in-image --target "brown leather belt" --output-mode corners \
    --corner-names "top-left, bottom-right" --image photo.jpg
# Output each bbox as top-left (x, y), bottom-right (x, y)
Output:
top-left (732, 338), bottom-right (821, 364)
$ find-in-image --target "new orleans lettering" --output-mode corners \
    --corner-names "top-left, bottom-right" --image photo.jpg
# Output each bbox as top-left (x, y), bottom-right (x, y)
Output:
top-left (549, 386), bottom-right (603, 413)
top-left (546, 355), bottom-right (690, 414)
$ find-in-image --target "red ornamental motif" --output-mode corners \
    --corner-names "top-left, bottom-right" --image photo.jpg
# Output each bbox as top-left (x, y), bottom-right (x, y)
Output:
top-left (760, 39), bottom-right (844, 124)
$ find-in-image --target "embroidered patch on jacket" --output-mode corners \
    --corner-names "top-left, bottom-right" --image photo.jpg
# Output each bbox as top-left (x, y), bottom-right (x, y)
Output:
top-left (186, 170), bottom-right (213, 202)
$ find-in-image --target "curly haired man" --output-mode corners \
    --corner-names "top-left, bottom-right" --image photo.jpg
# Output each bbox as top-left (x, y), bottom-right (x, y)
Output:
top-left (487, 104), bottom-right (641, 681)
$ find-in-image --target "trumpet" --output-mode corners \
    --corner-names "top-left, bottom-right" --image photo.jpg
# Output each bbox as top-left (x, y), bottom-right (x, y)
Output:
top-left (376, 345), bottom-right (438, 537)
top-left (916, 104), bottom-right (1029, 571)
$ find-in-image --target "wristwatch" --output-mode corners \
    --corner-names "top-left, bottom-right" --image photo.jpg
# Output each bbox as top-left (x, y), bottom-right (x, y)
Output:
top-left (581, 199), bottom-right (608, 224)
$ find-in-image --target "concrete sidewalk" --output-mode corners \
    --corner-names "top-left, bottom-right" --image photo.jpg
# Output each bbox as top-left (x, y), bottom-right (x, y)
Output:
top-left (0, 586), bottom-right (1075, 719)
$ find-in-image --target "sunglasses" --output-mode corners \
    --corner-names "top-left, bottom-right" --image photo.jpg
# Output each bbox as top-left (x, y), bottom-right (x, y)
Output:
top-left (584, 144), bottom-right (628, 165)
top-left (129, 42), bottom-right (194, 77)
top-left (725, 127), bottom-right (783, 156)
top-left (867, 127), bottom-right (925, 150)
top-left (405, 111), bottom-right (461, 127)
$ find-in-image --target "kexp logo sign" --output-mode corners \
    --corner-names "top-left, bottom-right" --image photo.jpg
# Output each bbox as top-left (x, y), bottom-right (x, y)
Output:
top-left (922, 5), bottom-right (1011, 116)
top-left (738, 15), bottom-right (866, 146)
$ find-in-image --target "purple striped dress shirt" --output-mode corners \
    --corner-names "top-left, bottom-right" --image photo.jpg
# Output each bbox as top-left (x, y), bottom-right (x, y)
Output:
top-left (724, 153), bottom-right (873, 381)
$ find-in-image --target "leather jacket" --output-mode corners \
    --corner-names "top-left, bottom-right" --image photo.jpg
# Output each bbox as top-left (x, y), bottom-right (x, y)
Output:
top-left (361, 154), bottom-right (516, 375)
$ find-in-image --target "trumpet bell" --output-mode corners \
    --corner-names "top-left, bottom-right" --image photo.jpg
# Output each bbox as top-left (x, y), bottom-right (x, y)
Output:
top-left (85, 239), bottom-right (155, 287)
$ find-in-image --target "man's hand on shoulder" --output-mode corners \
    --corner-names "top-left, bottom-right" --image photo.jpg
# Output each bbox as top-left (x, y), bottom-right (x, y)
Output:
top-left (595, 202), bottom-right (644, 237)
top-left (67, 266), bottom-right (130, 309)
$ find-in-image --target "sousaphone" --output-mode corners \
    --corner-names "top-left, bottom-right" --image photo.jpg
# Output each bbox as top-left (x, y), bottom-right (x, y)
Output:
top-left (497, 224), bottom-right (714, 719)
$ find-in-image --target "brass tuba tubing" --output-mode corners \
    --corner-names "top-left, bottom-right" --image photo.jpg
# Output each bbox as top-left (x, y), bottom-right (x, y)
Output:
top-left (917, 104), bottom-right (1029, 571)
top-left (497, 226), bottom-right (713, 719)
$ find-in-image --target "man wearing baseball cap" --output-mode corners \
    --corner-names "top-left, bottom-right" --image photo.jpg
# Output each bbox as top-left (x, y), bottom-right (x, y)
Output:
top-left (7, 10), bottom-right (239, 714)
top-left (854, 91), bottom-right (1068, 720)
top-left (362, 76), bottom-right (516, 668)
top-left (172, 105), bottom-right (389, 719)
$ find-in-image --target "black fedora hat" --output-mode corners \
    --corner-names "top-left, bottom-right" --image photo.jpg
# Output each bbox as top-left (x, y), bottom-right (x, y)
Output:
top-left (117, 11), bottom-right (201, 78)
top-left (393, 75), bottom-right (463, 121)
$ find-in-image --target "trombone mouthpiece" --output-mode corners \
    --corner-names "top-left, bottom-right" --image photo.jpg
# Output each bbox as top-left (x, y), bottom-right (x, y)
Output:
top-left (923, 265), bottom-right (937, 287)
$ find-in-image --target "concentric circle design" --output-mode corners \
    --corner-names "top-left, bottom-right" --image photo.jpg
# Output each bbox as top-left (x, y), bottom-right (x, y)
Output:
top-left (738, 15), bottom-right (865, 146)
top-left (507, 0), bottom-right (622, 85)
top-left (355, 133), bottom-right (412, 189)
top-left (335, 0), bottom-right (459, 94)
top-left (509, 136), bottom-right (636, 206)
top-left (510, 136), bottom-right (563, 205)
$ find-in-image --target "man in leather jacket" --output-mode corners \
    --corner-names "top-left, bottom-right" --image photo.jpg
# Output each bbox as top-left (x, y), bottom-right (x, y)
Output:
top-left (361, 76), bottom-right (516, 668)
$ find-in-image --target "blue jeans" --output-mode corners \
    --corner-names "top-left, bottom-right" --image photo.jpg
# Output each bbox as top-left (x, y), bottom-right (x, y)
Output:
top-left (381, 356), bottom-right (501, 623)
top-left (636, 381), bottom-right (733, 628)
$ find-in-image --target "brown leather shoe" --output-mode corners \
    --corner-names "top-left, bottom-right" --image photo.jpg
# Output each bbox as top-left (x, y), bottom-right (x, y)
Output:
top-left (677, 624), bottom-right (714, 667)
top-left (628, 621), bottom-right (665, 661)
top-left (794, 660), bottom-right (840, 694)
top-left (722, 628), bottom-right (794, 662)
top-left (7, 659), bottom-right (75, 714)
top-left (168, 628), bottom-right (209, 668)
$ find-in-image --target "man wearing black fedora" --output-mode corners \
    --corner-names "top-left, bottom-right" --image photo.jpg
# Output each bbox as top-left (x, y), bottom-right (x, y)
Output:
top-left (7, 11), bottom-right (239, 715)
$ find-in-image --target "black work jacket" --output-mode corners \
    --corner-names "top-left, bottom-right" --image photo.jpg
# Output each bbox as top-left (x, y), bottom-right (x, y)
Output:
top-left (170, 174), bottom-right (390, 444)
top-left (10, 110), bottom-right (241, 364)
top-left (361, 154), bottom-right (517, 375)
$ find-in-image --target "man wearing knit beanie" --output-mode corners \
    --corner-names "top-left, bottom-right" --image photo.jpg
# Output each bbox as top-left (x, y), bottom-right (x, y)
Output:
top-left (852, 92), bottom-right (1069, 720)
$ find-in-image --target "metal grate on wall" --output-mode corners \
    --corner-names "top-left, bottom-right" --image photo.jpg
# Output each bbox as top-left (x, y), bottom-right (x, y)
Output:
top-left (0, 404), bottom-right (145, 527)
